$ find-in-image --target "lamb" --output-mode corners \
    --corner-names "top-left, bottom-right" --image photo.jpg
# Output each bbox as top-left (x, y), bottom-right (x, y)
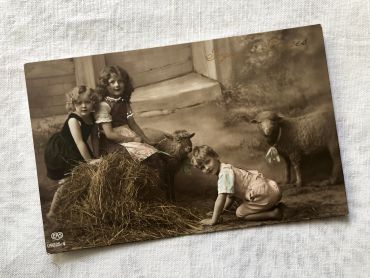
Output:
top-left (250, 108), bottom-right (342, 187)
top-left (143, 128), bottom-right (195, 201)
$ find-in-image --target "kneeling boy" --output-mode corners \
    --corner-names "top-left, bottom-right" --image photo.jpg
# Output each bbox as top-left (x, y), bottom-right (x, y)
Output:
top-left (191, 145), bottom-right (283, 226)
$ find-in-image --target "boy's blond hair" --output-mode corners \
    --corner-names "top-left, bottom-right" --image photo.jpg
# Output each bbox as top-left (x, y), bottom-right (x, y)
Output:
top-left (191, 145), bottom-right (219, 168)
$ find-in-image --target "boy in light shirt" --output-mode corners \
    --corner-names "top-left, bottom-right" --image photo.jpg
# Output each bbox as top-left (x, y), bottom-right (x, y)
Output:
top-left (191, 145), bottom-right (283, 225)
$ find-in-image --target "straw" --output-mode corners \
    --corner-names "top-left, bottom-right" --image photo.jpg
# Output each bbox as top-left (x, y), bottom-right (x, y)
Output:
top-left (53, 149), bottom-right (201, 248)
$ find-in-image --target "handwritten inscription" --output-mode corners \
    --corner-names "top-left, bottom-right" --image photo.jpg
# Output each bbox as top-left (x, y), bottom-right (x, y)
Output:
top-left (205, 49), bottom-right (215, 61)
top-left (206, 49), bottom-right (236, 63)
top-left (204, 39), bottom-right (308, 62)
top-left (294, 39), bottom-right (307, 46)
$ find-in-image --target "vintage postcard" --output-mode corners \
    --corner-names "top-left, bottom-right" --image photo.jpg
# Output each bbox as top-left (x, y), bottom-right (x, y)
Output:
top-left (25, 24), bottom-right (348, 254)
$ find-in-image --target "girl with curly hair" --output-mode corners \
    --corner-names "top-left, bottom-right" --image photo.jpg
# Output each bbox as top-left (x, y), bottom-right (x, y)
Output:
top-left (94, 66), bottom-right (157, 160)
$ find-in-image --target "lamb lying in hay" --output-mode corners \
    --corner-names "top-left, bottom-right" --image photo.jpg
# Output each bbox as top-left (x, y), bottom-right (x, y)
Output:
top-left (50, 149), bottom-right (201, 250)
top-left (250, 108), bottom-right (343, 187)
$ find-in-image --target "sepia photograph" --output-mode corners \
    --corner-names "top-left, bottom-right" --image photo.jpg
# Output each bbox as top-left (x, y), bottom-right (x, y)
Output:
top-left (25, 24), bottom-right (348, 254)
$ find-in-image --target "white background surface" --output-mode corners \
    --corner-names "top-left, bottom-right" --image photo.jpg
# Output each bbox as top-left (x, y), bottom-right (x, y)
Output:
top-left (1, 1), bottom-right (369, 277)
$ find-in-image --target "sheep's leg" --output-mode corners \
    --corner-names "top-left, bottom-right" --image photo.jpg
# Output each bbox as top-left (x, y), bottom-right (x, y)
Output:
top-left (143, 153), bottom-right (171, 198)
top-left (294, 165), bottom-right (302, 187)
top-left (165, 177), bottom-right (171, 200)
top-left (162, 168), bottom-right (172, 201)
top-left (169, 173), bottom-right (176, 202)
top-left (329, 146), bottom-right (342, 184)
top-left (291, 159), bottom-right (302, 187)
top-left (281, 153), bottom-right (292, 184)
top-left (330, 162), bottom-right (342, 185)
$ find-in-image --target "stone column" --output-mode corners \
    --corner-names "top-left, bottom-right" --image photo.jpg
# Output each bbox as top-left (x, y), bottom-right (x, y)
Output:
top-left (74, 55), bottom-right (106, 89)
top-left (213, 37), bottom-right (235, 89)
top-left (191, 38), bottom-right (235, 89)
top-left (191, 40), bottom-right (217, 80)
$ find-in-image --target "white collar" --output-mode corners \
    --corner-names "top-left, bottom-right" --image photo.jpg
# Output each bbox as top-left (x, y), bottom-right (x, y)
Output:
top-left (105, 96), bottom-right (125, 102)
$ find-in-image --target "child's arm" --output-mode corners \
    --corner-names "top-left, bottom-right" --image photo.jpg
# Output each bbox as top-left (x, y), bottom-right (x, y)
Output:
top-left (200, 193), bottom-right (227, 226)
top-left (223, 195), bottom-right (235, 211)
top-left (126, 103), bottom-right (154, 145)
top-left (100, 122), bottom-right (141, 143)
top-left (68, 118), bottom-right (93, 161)
top-left (127, 115), bottom-right (154, 145)
top-left (206, 195), bottom-right (235, 216)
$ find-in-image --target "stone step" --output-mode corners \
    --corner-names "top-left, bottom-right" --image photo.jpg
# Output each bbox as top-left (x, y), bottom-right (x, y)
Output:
top-left (31, 73), bottom-right (222, 131)
top-left (131, 72), bottom-right (222, 115)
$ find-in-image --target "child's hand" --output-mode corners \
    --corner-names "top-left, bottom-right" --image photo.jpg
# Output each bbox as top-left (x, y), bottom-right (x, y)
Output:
top-left (200, 218), bottom-right (216, 226)
top-left (207, 209), bottom-right (232, 216)
top-left (146, 140), bottom-right (156, 146)
top-left (88, 159), bottom-right (101, 165)
top-left (206, 211), bottom-right (213, 217)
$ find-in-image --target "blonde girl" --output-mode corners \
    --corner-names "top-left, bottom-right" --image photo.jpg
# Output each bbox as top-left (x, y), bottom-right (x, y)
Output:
top-left (44, 85), bottom-right (99, 180)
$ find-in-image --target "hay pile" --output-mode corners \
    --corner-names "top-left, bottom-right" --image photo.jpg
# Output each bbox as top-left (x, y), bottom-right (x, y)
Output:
top-left (53, 149), bottom-right (201, 248)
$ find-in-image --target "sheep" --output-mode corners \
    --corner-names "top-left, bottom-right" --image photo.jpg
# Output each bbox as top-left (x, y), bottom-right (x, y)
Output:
top-left (143, 128), bottom-right (195, 201)
top-left (250, 109), bottom-right (342, 187)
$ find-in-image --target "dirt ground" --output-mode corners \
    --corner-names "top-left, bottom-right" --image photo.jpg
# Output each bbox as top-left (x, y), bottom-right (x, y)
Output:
top-left (176, 183), bottom-right (348, 235)
top-left (39, 100), bottom-right (348, 253)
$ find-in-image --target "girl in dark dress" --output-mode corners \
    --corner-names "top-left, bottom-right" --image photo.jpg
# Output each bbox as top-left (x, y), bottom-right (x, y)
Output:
top-left (45, 85), bottom-right (100, 220)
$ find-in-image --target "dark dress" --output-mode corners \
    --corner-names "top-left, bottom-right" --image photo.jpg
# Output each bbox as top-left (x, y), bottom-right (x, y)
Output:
top-left (44, 113), bottom-right (94, 180)
top-left (97, 97), bottom-right (132, 155)
top-left (94, 96), bottom-right (159, 160)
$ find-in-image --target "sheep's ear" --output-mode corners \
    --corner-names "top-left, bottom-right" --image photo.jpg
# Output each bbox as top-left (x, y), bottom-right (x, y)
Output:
top-left (164, 133), bottom-right (174, 140)
top-left (188, 133), bottom-right (195, 138)
top-left (276, 113), bottom-right (285, 121)
top-left (250, 119), bottom-right (258, 124)
top-left (190, 157), bottom-right (198, 167)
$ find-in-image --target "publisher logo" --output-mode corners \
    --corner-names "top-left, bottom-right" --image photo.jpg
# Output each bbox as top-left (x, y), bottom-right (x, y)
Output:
top-left (51, 232), bottom-right (63, 241)
top-left (47, 232), bottom-right (66, 249)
